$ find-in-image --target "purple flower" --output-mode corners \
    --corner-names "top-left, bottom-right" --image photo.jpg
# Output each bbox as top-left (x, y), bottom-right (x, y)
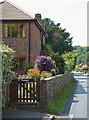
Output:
top-left (35, 55), bottom-right (55, 72)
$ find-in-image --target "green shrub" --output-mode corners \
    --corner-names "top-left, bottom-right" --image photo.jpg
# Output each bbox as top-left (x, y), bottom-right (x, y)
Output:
top-left (51, 68), bottom-right (57, 76)
top-left (62, 52), bottom-right (77, 73)
top-left (41, 71), bottom-right (52, 79)
top-left (26, 63), bottom-right (34, 71)
top-left (0, 42), bottom-right (16, 108)
top-left (52, 55), bottom-right (65, 74)
top-left (81, 67), bottom-right (89, 73)
top-left (74, 65), bottom-right (81, 72)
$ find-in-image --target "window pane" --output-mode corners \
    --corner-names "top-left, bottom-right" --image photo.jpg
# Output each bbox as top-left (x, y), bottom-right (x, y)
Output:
top-left (5, 24), bottom-right (10, 31)
top-left (4, 24), bottom-right (10, 37)
top-left (20, 24), bottom-right (25, 37)
top-left (5, 30), bottom-right (10, 37)
top-left (12, 24), bottom-right (18, 30)
top-left (12, 30), bottom-right (18, 37)
top-left (12, 24), bottom-right (18, 37)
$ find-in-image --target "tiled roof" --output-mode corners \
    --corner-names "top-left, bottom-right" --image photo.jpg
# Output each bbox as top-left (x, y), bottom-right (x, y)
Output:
top-left (0, 0), bottom-right (47, 36)
top-left (0, 0), bottom-right (33, 20)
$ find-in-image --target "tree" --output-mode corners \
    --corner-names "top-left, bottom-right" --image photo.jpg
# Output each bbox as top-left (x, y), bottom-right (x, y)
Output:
top-left (41, 18), bottom-right (73, 55)
top-left (52, 55), bottom-right (65, 74)
top-left (42, 44), bottom-right (55, 57)
top-left (62, 52), bottom-right (77, 73)
top-left (73, 46), bottom-right (89, 65)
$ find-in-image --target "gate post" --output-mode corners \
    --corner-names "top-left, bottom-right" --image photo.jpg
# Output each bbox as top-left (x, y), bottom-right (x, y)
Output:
top-left (9, 80), bottom-right (18, 103)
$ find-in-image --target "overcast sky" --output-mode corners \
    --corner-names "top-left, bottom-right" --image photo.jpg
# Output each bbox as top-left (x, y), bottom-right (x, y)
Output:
top-left (1, 0), bottom-right (87, 46)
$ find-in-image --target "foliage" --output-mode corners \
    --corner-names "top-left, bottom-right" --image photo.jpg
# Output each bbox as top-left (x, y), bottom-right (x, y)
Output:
top-left (73, 46), bottom-right (89, 66)
top-left (26, 63), bottom-right (34, 71)
top-left (41, 18), bottom-right (73, 55)
top-left (0, 42), bottom-right (16, 108)
top-left (41, 71), bottom-right (52, 79)
top-left (40, 18), bottom-right (74, 73)
top-left (48, 79), bottom-right (77, 115)
top-left (74, 65), bottom-right (81, 72)
top-left (62, 52), bottom-right (77, 73)
top-left (27, 69), bottom-right (41, 80)
top-left (18, 70), bottom-right (52, 80)
top-left (42, 44), bottom-right (55, 57)
top-left (0, 42), bottom-right (16, 85)
top-left (35, 55), bottom-right (56, 72)
top-left (52, 55), bottom-right (65, 74)
top-left (81, 68), bottom-right (89, 73)
top-left (51, 69), bottom-right (57, 76)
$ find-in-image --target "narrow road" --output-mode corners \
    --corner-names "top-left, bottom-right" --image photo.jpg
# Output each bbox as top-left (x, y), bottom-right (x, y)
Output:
top-left (2, 110), bottom-right (54, 120)
top-left (61, 73), bottom-right (88, 119)
top-left (2, 73), bottom-right (88, 119)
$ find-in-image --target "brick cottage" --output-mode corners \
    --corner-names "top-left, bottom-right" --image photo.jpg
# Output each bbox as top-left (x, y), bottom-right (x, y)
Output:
top-left (0, 0), bottom-right (47, 73)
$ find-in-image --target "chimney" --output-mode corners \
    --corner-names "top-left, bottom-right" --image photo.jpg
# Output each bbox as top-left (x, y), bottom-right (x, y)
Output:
top-left (35, 13), bottom-right (42, 23)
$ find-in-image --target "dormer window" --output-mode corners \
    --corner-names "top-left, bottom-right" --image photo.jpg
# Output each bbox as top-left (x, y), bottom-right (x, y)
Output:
top-left (3, 23), bottom-right (26, 38)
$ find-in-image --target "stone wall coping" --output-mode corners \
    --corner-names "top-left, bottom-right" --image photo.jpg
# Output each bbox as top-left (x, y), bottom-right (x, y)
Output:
top-left (43, 73), bottom-right (71, 81)
top-left (44, 74), bottom-right (65, 81)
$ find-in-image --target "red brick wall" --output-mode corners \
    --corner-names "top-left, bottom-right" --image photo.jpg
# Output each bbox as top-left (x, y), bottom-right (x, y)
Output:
top-left (30, 22), bottom-right (42, 65)
top-left (1, 21), bottom-right (43, 67)
top-left (0, 22), bottom-right (3, 42)
top-left (2, 22), bottom-right (29, 65)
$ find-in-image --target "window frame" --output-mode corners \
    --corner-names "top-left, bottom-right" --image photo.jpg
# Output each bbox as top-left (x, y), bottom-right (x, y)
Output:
top-left (3, 23), bottom-right (27, 38)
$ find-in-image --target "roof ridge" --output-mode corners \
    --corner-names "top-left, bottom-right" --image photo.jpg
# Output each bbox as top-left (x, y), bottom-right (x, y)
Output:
top-left (4, 0), bottom-right (33, 19)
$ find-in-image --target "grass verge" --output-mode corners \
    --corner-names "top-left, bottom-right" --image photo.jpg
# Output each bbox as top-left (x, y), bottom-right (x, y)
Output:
top-left (47, 78), bottom-right (77, 115)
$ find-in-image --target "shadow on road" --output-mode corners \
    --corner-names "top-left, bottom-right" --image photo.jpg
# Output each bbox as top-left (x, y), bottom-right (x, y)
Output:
top-left (61, 79), bottom-right (87, 116)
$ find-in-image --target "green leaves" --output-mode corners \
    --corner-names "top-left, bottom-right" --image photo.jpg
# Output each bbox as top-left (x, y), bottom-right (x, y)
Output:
top-left (0, 42), bottom-right (16, 85)
top-left (0, 42), bottom-right (16, 108)
top-left (62, 52), bottom-right (77, 73)
top-left (41, 18), bottom-right (73, 55)
top-left (73, 46), bottom-right (88, 65)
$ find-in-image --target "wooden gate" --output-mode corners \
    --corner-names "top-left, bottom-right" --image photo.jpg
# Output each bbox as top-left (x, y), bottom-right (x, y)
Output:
top-left (9, 79), bottom-right (40, 105)
top-left (18, 78), bottom-right (40, 104)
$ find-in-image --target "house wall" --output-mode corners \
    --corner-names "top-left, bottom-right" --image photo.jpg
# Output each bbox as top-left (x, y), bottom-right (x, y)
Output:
top-left (2, 22), bottom-right (29, 65)
top-left (30, 22), bottom-right (42, 65)
top-left (1, 21), bottom-right (44, 67)
top-left (0, 22), bottom-right (3, 41)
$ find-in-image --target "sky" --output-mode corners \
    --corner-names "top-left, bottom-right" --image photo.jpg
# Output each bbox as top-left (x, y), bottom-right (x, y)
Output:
top-left (0, 0), bottom-right (87, 46)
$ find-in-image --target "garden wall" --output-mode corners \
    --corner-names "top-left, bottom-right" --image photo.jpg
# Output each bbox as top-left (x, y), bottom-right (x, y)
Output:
top-left (40, 73), bottom-right (74, 110)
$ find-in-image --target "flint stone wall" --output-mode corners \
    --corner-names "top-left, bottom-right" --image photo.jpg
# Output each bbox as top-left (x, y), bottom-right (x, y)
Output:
top-left (40, 73), bottom-right (74, 110)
